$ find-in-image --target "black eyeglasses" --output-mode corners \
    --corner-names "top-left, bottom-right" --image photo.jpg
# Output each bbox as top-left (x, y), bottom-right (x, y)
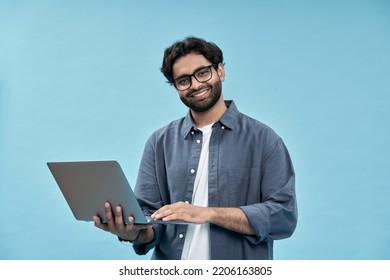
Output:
top-left (172, 64), bottom-right (216, 91)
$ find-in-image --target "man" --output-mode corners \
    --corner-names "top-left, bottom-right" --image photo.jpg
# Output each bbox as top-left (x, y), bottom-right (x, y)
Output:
top-left (94, 37), bottom-right (297, 260)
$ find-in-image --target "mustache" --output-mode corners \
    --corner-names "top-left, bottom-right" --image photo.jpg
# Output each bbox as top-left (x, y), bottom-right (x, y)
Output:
top-left (186, 85), bottom-right (211, 97)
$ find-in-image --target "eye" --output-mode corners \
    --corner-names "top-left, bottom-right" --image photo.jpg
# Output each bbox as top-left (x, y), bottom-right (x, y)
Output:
top-left (196, 68), bottom-right (210, 77)
top-left (176, 76), bottom-right (190, 86)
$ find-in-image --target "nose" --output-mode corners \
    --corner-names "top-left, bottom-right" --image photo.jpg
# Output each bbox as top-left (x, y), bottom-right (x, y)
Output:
top-left (190, 75), bottom-right (203, 89)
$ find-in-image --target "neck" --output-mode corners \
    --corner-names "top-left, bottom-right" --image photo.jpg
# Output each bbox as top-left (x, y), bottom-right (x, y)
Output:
top-left (191, 97), bottom-right (227, 128)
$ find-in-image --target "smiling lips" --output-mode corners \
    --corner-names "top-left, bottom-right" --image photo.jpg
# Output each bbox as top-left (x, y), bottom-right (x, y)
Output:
top-left (189, 87), bottom-right (210, 99)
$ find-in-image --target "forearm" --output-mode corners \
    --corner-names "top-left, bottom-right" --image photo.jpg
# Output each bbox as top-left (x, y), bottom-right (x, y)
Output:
top-left (207, 207), bottom-right (255, 236)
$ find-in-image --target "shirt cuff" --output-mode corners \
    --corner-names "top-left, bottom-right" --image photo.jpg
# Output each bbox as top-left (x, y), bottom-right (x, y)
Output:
top-left (240, 204), bottom-right (271, 244)
top-left (132, 224), bottom-right (162, 255)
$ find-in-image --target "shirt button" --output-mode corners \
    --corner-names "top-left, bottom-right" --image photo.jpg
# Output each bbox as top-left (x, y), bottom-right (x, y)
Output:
top-left (191, 131), bottom-right (195, 135)
top-left (190, 169), bottom-right (195, 174)
top-left (196, 139), bottom-right (201, 144)
top-left (221, 126), bottom-right (225, 130)
top-left (179, 233), bottom-right (185, 239)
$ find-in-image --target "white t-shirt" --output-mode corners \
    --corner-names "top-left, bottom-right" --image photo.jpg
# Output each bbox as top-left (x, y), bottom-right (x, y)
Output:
top-left (181, 123), bottom-right (213, 260)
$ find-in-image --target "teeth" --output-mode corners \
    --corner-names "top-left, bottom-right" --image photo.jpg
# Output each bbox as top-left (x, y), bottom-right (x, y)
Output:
top-left (193, 88), bottom-right (208, 97)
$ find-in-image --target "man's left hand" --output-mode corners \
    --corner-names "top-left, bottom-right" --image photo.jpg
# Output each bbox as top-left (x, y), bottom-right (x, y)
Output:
top-left (151, 201), bottom-right (209, 224)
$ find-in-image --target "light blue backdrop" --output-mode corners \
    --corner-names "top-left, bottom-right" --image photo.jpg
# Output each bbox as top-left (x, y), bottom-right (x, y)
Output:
top-left (1, 0), bottom-right (389, 260)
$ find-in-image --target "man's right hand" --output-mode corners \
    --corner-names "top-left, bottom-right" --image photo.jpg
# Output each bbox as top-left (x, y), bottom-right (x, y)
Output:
top-left (93, 202), bottom-right (153, 243)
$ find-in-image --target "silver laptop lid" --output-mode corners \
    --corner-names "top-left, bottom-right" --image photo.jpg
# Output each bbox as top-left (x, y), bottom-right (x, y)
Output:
top-left (47, 160), bottom-right (149, 224)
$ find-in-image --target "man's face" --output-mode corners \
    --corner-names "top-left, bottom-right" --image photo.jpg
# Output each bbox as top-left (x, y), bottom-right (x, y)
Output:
top-left (172, 53), bottom-right (225, 112)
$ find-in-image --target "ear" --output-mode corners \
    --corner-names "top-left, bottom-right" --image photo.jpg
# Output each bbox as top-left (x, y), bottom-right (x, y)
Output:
top-left (217, 63), bottom-right (225, 82)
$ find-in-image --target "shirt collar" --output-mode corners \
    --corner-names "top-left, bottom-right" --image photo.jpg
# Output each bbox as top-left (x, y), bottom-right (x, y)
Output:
top-left (182, 100), bottom-right (239, 139)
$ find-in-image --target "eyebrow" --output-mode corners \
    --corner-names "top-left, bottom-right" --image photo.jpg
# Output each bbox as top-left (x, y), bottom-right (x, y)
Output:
top-left (173, 65), bottom-right (210, 80)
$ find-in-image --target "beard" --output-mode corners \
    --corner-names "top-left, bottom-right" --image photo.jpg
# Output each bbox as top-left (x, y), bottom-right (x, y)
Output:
top-left (179, 80), bottom-right (222, 113)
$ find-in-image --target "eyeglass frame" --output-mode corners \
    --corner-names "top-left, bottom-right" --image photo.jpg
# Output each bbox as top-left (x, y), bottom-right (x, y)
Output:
top-left (171, 64), bottom-right (218, 91)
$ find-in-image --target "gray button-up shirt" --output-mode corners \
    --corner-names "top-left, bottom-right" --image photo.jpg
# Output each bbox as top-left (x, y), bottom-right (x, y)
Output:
top-left (133, 100), bottom-right (297, 259)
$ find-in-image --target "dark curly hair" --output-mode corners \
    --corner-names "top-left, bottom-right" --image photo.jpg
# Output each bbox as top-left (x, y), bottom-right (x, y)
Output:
top-left (161, 37), bottom-right (224, 83)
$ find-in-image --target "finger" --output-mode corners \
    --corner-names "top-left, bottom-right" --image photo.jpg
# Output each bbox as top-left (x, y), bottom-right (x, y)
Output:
top-left (151, 205), bottom-right (174, 219)
top-left (104, 202), bottom-right (116, 228)
top-left (159, 203), bottom-right (201, 223)
top-left (153, 202), bottom-right (189, 219)
top-left (124, 217), bottom-right (150, 230)
top-left (165, 211), bottom-right (192, 222)
top-left (115, 206), bottom-right (126, 231)
top-left (151, 208), bottom-right (163, 219)
top-left (121, 217), bottom-right (151, 241)
top-left (125, 216), bottom-right (136, 229)
top-left (161, 213), bottom-right (179, 221)
top-left (93, 215), bottom-right (108, 231)
top-left (125, 216), bottom-right (152, 231)
top-left (152, 208), bottom-right (172, 220)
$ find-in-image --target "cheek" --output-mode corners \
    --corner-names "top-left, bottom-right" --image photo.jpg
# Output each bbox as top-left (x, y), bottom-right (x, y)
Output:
top-left (177, 90), bottom-right (190, 100)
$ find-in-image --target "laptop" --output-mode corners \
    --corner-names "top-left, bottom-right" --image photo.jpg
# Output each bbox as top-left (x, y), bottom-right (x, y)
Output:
top-left (47, 160), bottom-right (189, 225)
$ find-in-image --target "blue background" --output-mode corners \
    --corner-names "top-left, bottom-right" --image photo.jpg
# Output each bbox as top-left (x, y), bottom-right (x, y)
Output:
top-left (1, 0), bottom-right (389, 260)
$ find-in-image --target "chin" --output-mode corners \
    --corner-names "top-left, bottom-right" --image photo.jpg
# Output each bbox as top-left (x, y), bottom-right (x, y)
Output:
top-left (182, 93), bottom-right (222, 113)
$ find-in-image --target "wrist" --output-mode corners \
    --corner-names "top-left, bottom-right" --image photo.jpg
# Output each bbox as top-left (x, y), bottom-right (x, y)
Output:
top-left (206, 207), bottom-right (218, 224)
top-left (118, 231), bottom-right (141, 245)
top-left (118, 227), bottom-right (154, 245)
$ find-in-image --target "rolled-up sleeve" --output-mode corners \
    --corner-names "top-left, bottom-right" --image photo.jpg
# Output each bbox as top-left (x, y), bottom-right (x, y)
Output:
top-left (240, 138), bottom-right (297, 243)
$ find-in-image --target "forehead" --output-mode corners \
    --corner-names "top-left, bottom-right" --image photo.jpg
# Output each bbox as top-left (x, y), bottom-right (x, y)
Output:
top-left (172, 53), bottom-right (211, 78)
